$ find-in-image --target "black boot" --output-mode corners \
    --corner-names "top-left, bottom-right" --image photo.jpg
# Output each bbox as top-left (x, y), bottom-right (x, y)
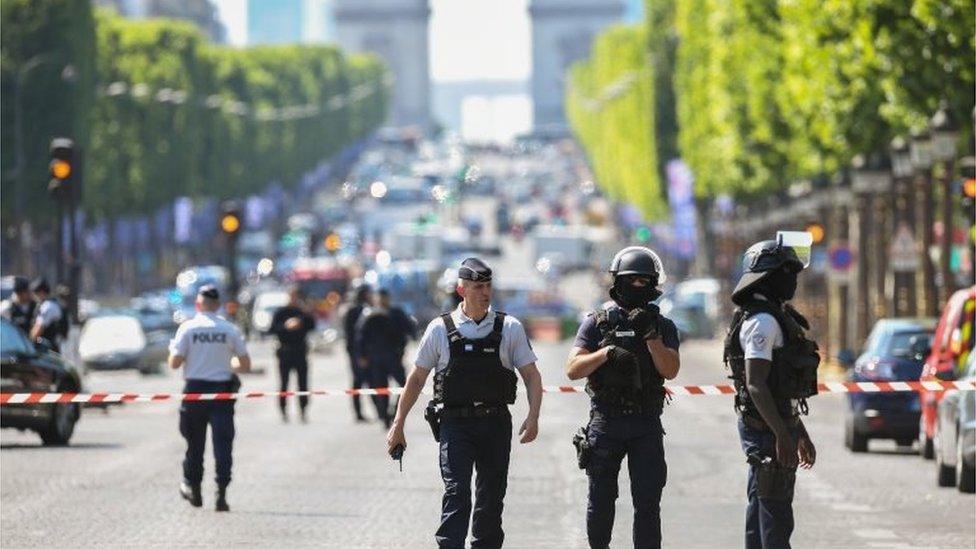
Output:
top-left (180, 481), bottom-right (202, 507)
top-left (215, 486), bottom-right (230, 512)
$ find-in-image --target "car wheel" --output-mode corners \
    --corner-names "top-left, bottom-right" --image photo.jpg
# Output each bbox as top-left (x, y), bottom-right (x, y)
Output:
top-left (39, 401), bottom-right (79, 446)
top-left (935, 428), bottom-right (956, 487)
top-left (958, 434), bottom-right (976, 494)
top-left (846, 417), bottom-right (868, 453)
top-left (919, 415), bottom-right (934, 459)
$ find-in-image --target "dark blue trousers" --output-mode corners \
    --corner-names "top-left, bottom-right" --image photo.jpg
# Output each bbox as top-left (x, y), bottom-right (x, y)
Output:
top-left (585, 412), bottom-right (667, 549)
top-left (738, 417), bottom-right (797, 549)
top-left (180, 379), bottom-right (235, 488)
top-left (436, 414), bottom-right (512, 549)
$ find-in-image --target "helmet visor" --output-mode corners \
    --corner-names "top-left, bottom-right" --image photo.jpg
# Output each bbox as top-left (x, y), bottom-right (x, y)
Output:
top-left (776, 231), bottom-right (812, 269)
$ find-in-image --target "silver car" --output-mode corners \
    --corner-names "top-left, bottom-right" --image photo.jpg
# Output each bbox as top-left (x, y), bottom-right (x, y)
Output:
top-left (935, 352), bottom-right (976, 493)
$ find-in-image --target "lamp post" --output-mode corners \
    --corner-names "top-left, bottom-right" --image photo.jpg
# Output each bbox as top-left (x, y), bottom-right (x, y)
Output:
top-left (910, 128), bottom-right (937, 316)
top-left (889, 136), bottom-right (916, 316)
top-left (930, 101), bottom-right (959, 303)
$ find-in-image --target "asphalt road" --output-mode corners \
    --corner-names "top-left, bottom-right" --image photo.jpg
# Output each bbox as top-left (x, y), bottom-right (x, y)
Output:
top-left (2, 331), bottom-right (973, 548)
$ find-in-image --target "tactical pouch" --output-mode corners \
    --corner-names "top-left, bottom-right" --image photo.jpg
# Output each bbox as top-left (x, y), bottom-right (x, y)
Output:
top-left (572, 426), bottom-right (591, 470)
top-left (748, 453), bottom-right (796, 501)
top-left (424, 402), bottom-right (442, 442)
top-left (228, 374), bottom-right (242, 393)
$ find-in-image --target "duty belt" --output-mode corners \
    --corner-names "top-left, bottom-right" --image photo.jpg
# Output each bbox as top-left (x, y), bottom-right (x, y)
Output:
top-left (591, 404), bottom-right (657, 418)
top-left (741, 413), bottom-right (799, 433)
top-left (441, 404), bottom-right (509, 419)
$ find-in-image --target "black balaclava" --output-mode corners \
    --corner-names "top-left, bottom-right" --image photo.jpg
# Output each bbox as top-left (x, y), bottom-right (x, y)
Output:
top-left (759, 268), bottom-right (798, 303)
top-left (610, 275), bottom-right (662, 310)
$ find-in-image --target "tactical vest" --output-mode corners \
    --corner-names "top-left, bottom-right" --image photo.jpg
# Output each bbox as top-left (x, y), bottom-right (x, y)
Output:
top-left (724, 299), bottom-right (820, 423)
top-left (586, 302), bottom-right (666, 413)
top-left (7, 300), bottom-right (36, 335)
top-left (38, 299), bottom-right (63, 346)
top-left (433, 311), bottom-right (518, 406)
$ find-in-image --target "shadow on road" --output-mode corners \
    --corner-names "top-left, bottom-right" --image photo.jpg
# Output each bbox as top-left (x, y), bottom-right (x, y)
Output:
top-left (236, 510), bottom-right (360, 519)
top-left (0, 442), bottom-right (123, 451)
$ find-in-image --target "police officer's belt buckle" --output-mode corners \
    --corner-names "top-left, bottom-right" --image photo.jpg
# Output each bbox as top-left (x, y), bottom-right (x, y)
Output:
top-left (441, 404), bottom-right (507, 419)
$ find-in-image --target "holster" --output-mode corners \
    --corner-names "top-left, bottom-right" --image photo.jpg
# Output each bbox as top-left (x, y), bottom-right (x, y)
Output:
top-left (572, 426), bottom-right (591, 470)
top-left (424, 402), bottom-right (442, 442)
top-left (747, 452), bottom-right (796, 501)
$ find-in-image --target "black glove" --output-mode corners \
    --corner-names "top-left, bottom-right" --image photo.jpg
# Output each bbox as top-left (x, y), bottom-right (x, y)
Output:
top-left (628, 304), bottom-right (661, 340)
top-left (606, 345), bottom-right (638, 374)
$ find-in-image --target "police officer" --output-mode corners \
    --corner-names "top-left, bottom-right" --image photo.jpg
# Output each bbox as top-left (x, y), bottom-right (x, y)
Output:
top-left (269, 286), bottom-right (316, 423)
top-left (0, 277), bottom-right (37, 335)
top-left (355, 288), bottom-right (414, 428)
top-left (343, 284), bottom-right (373, 422)
top-left (168, 285), bottom-right (251, 512)
top-left (724, 235), bottom-right (820, 548)
top-left (566, 246), bottom-right (680, 549)
top-left (29, 278), bottom-right (63, 352)
top-left (386, 257), bottom-right (543, 549)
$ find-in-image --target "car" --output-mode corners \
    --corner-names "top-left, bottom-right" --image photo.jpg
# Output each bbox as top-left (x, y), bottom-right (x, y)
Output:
top-left (918, 286), bottom-right (975, 459)
top-left (935, 352), bottom-right (976, 492)
top-left (844, 318), bottom-right (936, 452)
top-left (0, 318), bottom-right (83, 445)
top-left (78, 313), bottom-right (169, 375)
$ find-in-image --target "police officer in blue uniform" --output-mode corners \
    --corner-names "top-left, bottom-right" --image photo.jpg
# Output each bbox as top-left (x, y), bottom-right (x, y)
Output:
top-left (566, 247), bottom-right (681, 549)
top-left (386, 257), bottom-right (543, 549)
top-left (168, 285), bottom-right (251, 512)
top-left (725, 235), bottom-right (819, 548)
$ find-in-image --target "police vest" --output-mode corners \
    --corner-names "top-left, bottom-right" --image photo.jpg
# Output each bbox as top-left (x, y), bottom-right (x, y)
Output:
top-left (723, 299), bottom-right (820, 422)
top-left (586, 303), bottom-right (666, 413)
top-left (433, 312), bottom-right (517, 406)
top-left (8, 301), bottom-right (36, 335)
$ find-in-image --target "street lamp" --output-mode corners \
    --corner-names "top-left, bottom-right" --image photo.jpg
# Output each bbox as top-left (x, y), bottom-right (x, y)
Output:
top-left (931, 101), bottom-right (960, 299)
top-left (909, 128), bottom-right (933, 171)
top-left (890, 137), bottom-right (913, 179)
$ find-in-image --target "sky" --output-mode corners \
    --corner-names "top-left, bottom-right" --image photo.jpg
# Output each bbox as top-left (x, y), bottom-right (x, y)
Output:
top-left (212, 0), bottom-right (532, 82)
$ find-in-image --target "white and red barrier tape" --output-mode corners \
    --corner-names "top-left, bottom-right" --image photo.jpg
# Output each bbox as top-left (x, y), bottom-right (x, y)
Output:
top-left (1, 381), bottom-right (973, 405)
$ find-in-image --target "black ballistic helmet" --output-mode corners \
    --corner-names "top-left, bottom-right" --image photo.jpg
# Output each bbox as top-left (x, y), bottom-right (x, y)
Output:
top-left (608, 246), bottom-right (667, 283)
top-left (30, 278), bottom-right (50, 294)
top-left (13, 276), bottom-right (29, 293)
top-left (731, 240), bottom-right (805, 302)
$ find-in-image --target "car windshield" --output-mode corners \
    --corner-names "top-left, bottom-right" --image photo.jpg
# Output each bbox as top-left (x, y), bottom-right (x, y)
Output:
top-left (886, 331), bottom-right (932, 359)
top-left (79, 316), bottom-right (146, 357)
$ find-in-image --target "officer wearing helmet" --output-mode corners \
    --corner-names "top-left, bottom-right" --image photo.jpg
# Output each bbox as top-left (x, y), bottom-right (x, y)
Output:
top-left (566, 246), bottom-right (681, 549)
top-left (724, 233), bottom-right (820, 548)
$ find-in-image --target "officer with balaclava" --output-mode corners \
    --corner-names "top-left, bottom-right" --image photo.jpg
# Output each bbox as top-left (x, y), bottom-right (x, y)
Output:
top-left (724, 233), bottom-right (820, 549)
top-left (566, 246), bottom-right (681, 549)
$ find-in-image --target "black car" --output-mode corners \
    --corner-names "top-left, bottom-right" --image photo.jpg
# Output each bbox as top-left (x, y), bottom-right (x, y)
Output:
top-left (845, 318), bottom-right (936, 452)
top-left (0, 318), bottom-right (83, 445)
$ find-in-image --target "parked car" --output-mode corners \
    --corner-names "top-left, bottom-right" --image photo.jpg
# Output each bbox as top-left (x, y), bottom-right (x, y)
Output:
top-left (78, 313), bottom-right (169, 375)
top-left (0, 318), bottom-right (83, 445)
top-left (919, 286), bottom-right (975, 459)
top-left (845, 318), bottom-right (936, 452)
top-left (935, 352), bottom-right (976, 492)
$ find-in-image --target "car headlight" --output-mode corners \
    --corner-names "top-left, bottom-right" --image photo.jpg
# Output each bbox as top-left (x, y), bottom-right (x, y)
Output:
top-left (856, 359), bottom-right (895, 380)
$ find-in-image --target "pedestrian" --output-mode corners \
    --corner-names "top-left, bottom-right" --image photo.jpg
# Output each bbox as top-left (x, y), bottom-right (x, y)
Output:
top-left (565, 246), bottom-right (681, 549)
top-left (168, 284), bottom-right (251, 512)
top-left (343, 284), bottom-right (373, 422)
top-left (0, 276), bottom-right (37, 336)
top-left (725, 233), bottom-right (820, 548)
top-left (29, 278), bottom-right (63, 352)
top-left (386, 257), bottom-right (543, 549)
top-left (354, 288), bottom-right (408, 428)
top-left (269, 286), bottom-right (316, 423)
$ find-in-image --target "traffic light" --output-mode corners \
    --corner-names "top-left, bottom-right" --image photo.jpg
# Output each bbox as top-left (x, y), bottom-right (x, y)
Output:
top-left (805, 222), bottom-right (825, 245)
top-left (219, 200), bottom-right (242, 237)
top-left (48, 138), bottom-right (75, 194)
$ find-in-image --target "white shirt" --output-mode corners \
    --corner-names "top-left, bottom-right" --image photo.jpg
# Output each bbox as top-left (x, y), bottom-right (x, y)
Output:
top-left (169, 312), bottom-right (247, 381)
top-left (739, 296), bottom-right (785, 361)
top-left (414, 304), bottom-right (537, 373)
top-left (34, 299), bottom-right (62, 329)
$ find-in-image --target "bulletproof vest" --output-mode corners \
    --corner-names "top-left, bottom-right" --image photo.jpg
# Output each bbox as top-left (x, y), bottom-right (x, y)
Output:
top-left (7, 300), bottom-right (36, 335)
top-left (724, 298), bottom-right (820, 423)
top-left (433, 311), bottom-right (517, 406)
top-left (586, 302), bottom-right (666, 413)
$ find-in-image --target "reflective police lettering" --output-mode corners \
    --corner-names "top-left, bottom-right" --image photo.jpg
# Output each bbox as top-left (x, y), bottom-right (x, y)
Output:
top-left (192, 332), bottom-right (228, 344)
top-left (614, 330), bottom-right (636, 337)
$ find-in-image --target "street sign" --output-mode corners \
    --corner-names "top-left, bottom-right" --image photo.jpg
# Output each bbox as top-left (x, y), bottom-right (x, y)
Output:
top-left (828, 244), bottom-right (855, 271)
top-left (889, 223), bottom-right (920, 272)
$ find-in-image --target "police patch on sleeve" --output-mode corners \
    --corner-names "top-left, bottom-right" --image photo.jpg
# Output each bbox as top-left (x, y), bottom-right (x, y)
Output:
top-left (751, 333), bottom-right (767, 348)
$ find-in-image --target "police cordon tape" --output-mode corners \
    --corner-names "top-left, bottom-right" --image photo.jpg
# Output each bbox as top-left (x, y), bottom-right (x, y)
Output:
top-left (1, 381), bottom-right (974, 405)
